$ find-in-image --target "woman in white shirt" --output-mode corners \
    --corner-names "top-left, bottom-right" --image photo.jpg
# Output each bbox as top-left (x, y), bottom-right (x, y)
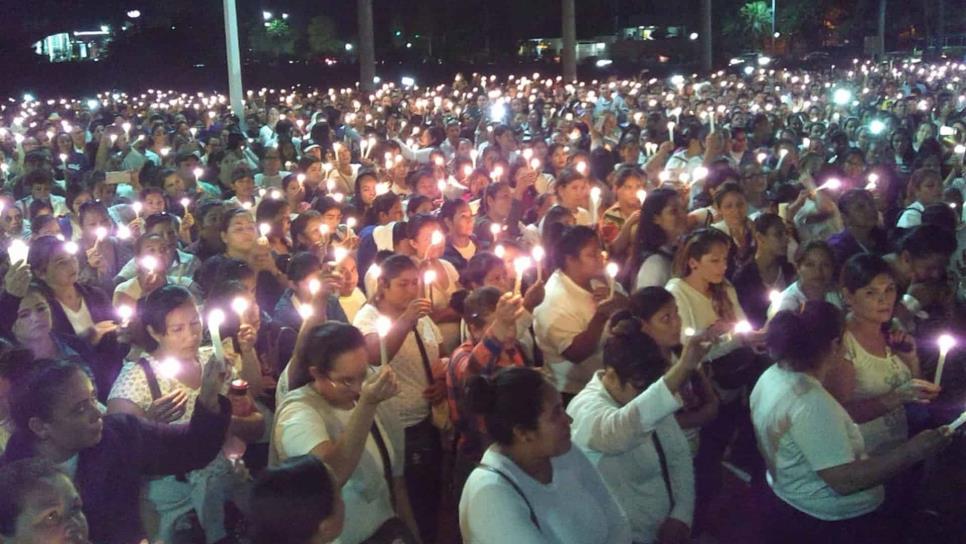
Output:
top-left (407, 213), bottom-right (462, 353)
top-left (766, 240), bottom-right (843, 321)
top-left (353, 254), bottom-right (446, 543)
top-left (107, 285), bottom-right (265, 544)
top-left (552, 167), bottom-right (593, 227)
top-left (533, 225), bottom-right (628, 405)
top-left (710, 182), bottom-right (755, 276)
top-left (625, 188), bottom-right (688, 291)
top-left (459, 367), bottom-right (631, 544)
top-left (752, 301), bottom-right (950, 544)
top-left (271, 321), bottom-right (421, 543)
top-left (826, 254), bottom-right (940, 456)
top-left (568, 312), bottom-right (713, 544)
top-left (895, 168), bottom-right (942, 229)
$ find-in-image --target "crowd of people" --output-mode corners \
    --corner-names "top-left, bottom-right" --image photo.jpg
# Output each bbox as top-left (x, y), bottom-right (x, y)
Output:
top-left (1, 56), bottom-right (966, 544)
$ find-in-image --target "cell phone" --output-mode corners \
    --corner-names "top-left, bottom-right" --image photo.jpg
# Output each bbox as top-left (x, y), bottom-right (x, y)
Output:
top-left (105, 171), bottom-right (131, 185)
top-left (939, 126), bottom-right (956, 137)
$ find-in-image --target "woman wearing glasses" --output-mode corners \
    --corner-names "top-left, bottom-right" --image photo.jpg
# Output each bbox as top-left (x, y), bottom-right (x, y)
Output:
top-left (272, 321), bottom-right (422, 543)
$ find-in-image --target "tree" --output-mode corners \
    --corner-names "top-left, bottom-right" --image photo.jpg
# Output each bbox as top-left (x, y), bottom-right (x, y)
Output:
top-left (358, 0), bottom-right (375, 93)
top-left (249, 18), bottom-right (296, 61)
top-left (725, 1), bottom-right (772, 48)
top-left (307, 15), bottom-right (341, 58)
top-left (561, 0), bottom-right (576, 82)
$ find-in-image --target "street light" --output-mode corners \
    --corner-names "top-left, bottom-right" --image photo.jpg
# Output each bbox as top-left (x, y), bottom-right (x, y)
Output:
top-left (126, 9), bottom-right (141, 19)
top-left (262, 11), bottom-right (272, 20)
top-left (345, 43), bottom-right (353, 51)
top-left (282, 13), bottom-right (288, 19)
top-left (689, 32), bottom-right (699, 40)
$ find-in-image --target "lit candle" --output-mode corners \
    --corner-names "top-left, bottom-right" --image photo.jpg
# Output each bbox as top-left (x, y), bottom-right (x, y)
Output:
top-left (425, 230), bottom-right (444, 260)
top-left (376, 315), bottom-right (392, 366)
top-left (423, 269), bottom-right (437, 300)
top-left (734, 320), bottom-right (753, 335)
top-left (636, 189), bottom-right (646, 204)
top-left (769, 290), bottom-right (781, 306)
top-left (684, 327), bottom-right (696, 337)
top-left (158, 357), bottom-right (181, 380)
top-left (308, 277), bottom-right (321, 297)
top-left (140, 255), bottom-right (158, 277)
top-left (589, 186), bottom-right (602, 225)
top-left (193, 167), bottom-right (204, 180)
top-left (208, 309), bottom-right (226, 362)
top-left (667, 121), bottom-right (676, 144)
top-left (117, 304), bottom-right (134, 327)
top-left (818, 178), bottom-right (842, 192)
top-left (531, 245), bottom-right (545, 282)
top-left (470, 149), bottom-right (478, 168)
top-left (489, 222), bottom-right (502, 242)
top-left (259, 222), bottom-right (271, 244)
top-left (180, 197), bottom-right (191, 210)
top-left (297, 304), bottom-right (314, 320)
top-left (513, 256), bottom-right (531, 296)
top-left (935, 334), bottom-right (956, 385)
top-left (63, 241), bottom-right (79, 255)
top-left (132, 201), bottom-right (142, 218)
top-left (95, 226), bottom-right (108, 245)
top-left (116, 225), bottom-right (132, 240)
top-left (231, 296), bottom-right (250, 325)
top-left (606, 262), bottom-right (619, 298)
top-left (345, 217), bottom-right (357, 239)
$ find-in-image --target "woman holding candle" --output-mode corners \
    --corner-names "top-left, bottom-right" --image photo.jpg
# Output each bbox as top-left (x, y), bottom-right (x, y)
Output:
top-left (665, 228), bottom-right (765, 519)
top-left (273, 251), bottom-right (348, 331)
top-left (113, 233), bottom-right (199, 308)
top-left (185, 201), bottom-right (226, 262)
top-left (752, 301), bottom-right (951, 544)
top-left (107, 284), bottom-right (265, 544)
top-left (76, 200), bottom-right (132, 295)
top-left (533, 225), bottom-right (628, 406)
top-left (272, 321), bottom-right (421, 543)
top-left (0, 236), bottom-right (125, 400)
top-left (626, 188), bottom-right (689, 290)
top-left (348, 170), bottom-right (379, 221)
top-left (255, 198), bottom-right (293, 259)
top-left (353, 254), bottom-right (445, 543)
top-left (766, 241), bottom-right (843, 321)
top-left (459, 366), bottom-right (631, 543)
top-left (473, 182), bottom-right (522, 249)
top-left (325, 142), bottom-right (358, 195)
top-left (446, 287), bottom-right (527, 496)
top-left (732, 213), bottom-right (795, 328)
top-left (408, 214), bottom-right (461, 353)
top-left (825, 254), bottom-right (939, 457)
top-left (1, 357), bottom-right (232, 544)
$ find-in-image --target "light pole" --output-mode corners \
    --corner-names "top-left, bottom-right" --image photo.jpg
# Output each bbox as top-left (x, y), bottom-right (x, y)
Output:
top-left (223, 0), bottom-right (245, 129)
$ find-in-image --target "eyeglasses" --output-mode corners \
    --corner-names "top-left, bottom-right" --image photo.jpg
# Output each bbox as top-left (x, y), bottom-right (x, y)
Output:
top-left (326, 374), bottom-right (365, 390)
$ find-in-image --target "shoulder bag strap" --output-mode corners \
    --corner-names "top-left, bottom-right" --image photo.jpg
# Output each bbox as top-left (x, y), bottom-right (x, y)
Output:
top-left (411, 325), bottom-right (434, 384)
top-left (476, 463), bottom-right (541, 531)
top-left (369, 421), bottom-right (397, 507)
top-left (136, 358), bottom-right (163, 401)
top-left (652, 432), bottom-right (675, 510)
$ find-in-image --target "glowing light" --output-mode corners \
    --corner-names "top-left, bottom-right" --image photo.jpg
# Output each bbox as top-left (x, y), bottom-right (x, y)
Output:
top-left (606, 262), bottom-right (619, 279)
top-left (140, 255), bottom-right (158, 273)
top-left (939, 334), bottom-right (956, 354)
top-left (63, 241), bottom-right (79, 255)
top-left (95, 226), bottom-right (108, 241)
top-left (259, 223), bottom-right (272, 238)
top-left (231, 296), bottom-right (250, 317)
top-left (734, 321), bottom-right (753, 334)
top-left (308, 278), bottom-right (321, 295)
top-left (158, 357), bottom-right (181, 379)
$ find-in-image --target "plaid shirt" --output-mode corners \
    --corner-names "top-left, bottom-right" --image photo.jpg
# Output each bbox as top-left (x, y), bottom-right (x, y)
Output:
top-left (446, 336), bottom-right (526, 458)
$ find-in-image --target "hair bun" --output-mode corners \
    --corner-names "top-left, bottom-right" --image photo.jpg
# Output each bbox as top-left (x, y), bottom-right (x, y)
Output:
top-left (765, 310), bottom-right (804, 360)
top-left (608, 310), bottom-right (641, 338)
top-left (449, 289), bottom-right (470, 315)
top-left (464, 374), bottom-right (497, 415)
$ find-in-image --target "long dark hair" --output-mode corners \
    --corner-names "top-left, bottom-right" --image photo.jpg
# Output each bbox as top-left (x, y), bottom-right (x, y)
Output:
top-left (673, 228), bottom-right (736, 320)
top-left (251, 455), bottom-right (338, 544)
top-left (9, 359), bottom-right (92, 437)
top-left (625, 188), bottom-right (680, 287)
top-left (464, 367), bottom-right (547, 446)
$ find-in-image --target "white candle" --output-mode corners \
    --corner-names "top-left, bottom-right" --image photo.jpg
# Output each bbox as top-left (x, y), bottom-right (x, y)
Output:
top-left (158, 357), bottom-right (181, 380)
top-left (117, 304), bottom-right (134, 327)
top-left (208, 309), bottom-right (226, 362)
top-left (531, 245), bottom-right (545, 283)
top-left (636, 189), bottom-right (646, 204)
top-left (132, 201), bottom-right (142, 218)
top-left (346, 217), bottom-right (357, 239)
top-left (425, 230), bottom-right (444, 260)
top-left (423, 269), bottom-right (437, 301)
top-left (589, 186), bottom-right (602, 225)
top-left (259, 222), bottom-right (271, 244)
top-left (606, 262), bottom-right (619, 298)
top-left (667, 121), bottom-right (676, 144)
top-left (231, 296), bottom-right (250, 324)
top-left (513, 257), bottom-right (531, 296)
top-left (8, 239), bottom-right (28, 264)
top-left (935, 334), bottom-right (956, 385)
top-left (376, 315), bottom-right (392, 366)
top-left (947, 409), bottom-right (966, 432)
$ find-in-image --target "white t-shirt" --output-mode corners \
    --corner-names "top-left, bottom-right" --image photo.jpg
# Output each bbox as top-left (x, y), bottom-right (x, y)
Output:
top-left (568, 373), bottom-right (693, 543)
top-left (60, 298), bottom-right (94, 339)
top-left (665, 277), bottom-right (746, 362)
top-left (751, 364), bottom-right (884, 521)
top-left (895, 201), bottom-right (925, 229)
top-left (533, 270), bottom-right (607, 395)
top-left (634, 251), bottom-right (673, 290)
top-left (339, 288), bottom-right (368, 324)
top-left (766, 281), bottom-right (844, 321)
top-left (113, 275), bottom-right (197, 305)
top-left (843, 332), bottom-right (910, 456)
top-left (459, 446), bottom-right (632, 544)
top-left (271, 383), bottom-right (404, 544)
top-left (353, 304), bottom-right (442, 428)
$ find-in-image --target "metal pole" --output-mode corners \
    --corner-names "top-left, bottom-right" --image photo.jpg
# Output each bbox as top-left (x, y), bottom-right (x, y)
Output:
top-left (561, 0), bottom-right (577, 82)
top-left (223, 0), bottom-right (245, 129)
top-left (771, 0), bottom-right (776, 53)
top-left (358, 0), bottom-right (376, 93)
top-left (700, 0), bottom-right (712, 73)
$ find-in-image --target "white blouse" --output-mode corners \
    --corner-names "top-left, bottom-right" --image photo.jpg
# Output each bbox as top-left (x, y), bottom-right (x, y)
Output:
top-left (843, 332), bottom-right (910, 456)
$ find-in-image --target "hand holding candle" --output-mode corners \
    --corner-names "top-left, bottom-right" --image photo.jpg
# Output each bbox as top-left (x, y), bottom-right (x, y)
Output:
top-left (531, 245), bottom-right (545, 282)
top-left (513, 256), bottom-right (532, 296)
top-left (208, 309), bottom-right (226, 362)
top-left (231, 296), bottom-right (250, 325)
top-left (376, 315), bottom-right (392, 366)
top-left (605, 262), bottom-right (619, 298)
top-left (425, 230), bottom-right (444, 260)
top-left (117, 304), bottom-right (134, 327)
top-left (589, 186), bottom-right (602, 225)
top-left (422, 269), bottom-right (437, 301)
top-left (935, 334), bottom-right (956, 385)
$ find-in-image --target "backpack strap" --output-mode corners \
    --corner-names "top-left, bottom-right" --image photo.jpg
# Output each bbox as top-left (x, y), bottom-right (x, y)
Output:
top-left (136, 358), bottom-right (163, 401)
top-left (652, 432), bottom-right (675, 510)
top-left (369, 421), bottom-right (396, 507)
top-left (476, 463), bottom-right (541, 531)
